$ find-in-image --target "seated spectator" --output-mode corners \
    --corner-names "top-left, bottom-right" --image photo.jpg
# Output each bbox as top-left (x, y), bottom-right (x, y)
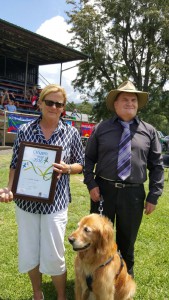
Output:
top-left (0, 91), bottom-right (3, 107)
top-left (5, 99), bottom-right (17, 112)
top-left (32, 85), bottom-right (38, 95)
top-left (9, 92), bottom-right (16, 101)
top-left (9, 92), bottom-right (19, 108)
top-left (25, 89), bottom-right (32, 101)
top-left (14, 101), bottom-right (20, 108)
top-left (61, 110), bottom-right (66, 118)
top-left (71, 108), bottom-right (78, 117)
top-left (31, 95), bottom-right (39, 107)
top-left (1, 89), bottom-right (10, 106)
top-left (31, 86), bottom-right (39, 107)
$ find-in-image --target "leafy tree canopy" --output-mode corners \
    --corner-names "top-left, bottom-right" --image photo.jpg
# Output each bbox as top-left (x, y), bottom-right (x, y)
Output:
top-left (66, 0), bottom-right (169, 130)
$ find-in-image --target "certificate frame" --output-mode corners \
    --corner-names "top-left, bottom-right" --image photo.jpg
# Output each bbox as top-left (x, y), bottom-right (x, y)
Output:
top-left (12, 141), bottom-right (62, 204)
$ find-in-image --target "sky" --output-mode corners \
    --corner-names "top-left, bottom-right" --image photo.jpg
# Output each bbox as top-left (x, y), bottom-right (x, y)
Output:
top-left (0, 0), bottom-right (86, 103)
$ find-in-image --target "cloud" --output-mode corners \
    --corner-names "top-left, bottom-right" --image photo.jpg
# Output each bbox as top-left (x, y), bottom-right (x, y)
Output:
top-left (36, 16), bottom-right (72, 45)
top-left (36, 16), bottom-right (82, 103)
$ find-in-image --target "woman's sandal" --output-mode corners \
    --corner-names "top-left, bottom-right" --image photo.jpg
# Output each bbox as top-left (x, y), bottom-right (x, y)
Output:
top-left (32, 292), bottom-right (44, 300)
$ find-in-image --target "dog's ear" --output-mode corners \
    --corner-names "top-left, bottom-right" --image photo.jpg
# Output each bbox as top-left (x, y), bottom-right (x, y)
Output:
top-left (96, 217), bottom-right (117, 255)
top-left (103, 220), bottom-right (114, 243)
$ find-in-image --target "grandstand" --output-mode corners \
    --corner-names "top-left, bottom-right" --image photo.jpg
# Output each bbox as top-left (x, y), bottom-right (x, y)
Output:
top-left (0, 18), bottom-right (89, 145)
top-left (0, 18), bottom-right (88, 114)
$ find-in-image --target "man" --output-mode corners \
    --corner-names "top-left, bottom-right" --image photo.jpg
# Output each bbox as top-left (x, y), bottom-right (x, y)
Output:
top-left (84, 80), bottom-right (164, 277)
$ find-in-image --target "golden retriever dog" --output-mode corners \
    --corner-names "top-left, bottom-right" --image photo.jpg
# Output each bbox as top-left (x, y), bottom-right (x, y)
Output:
top-left (68, 213), bottom-right (136, 300)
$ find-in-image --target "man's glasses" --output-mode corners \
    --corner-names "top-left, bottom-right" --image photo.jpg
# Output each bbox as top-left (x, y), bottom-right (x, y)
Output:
top-left (43, 100), bottom-right (65, 108)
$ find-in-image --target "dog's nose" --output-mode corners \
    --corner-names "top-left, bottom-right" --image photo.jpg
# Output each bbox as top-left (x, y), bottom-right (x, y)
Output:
top-left (68, 236), bottom-right (75, 244)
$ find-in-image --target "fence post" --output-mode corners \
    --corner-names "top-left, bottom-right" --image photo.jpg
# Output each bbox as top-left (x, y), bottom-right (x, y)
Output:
top-left (3, 110), bottom-right (7, 146)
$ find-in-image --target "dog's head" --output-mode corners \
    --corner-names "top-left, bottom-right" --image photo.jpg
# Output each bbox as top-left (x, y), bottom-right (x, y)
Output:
top-left (68, 213), bottom-right (116, 254)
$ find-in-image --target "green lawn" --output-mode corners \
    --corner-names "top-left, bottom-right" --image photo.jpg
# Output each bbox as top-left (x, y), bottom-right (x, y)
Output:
top-left (0, 152), bottom-right (169, 299)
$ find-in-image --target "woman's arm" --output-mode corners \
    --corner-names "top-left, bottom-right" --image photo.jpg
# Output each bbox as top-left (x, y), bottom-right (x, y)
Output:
top-left (0, 168), bottom-right (15, 202)
top-left (53, 161), bottom-right (83, 176)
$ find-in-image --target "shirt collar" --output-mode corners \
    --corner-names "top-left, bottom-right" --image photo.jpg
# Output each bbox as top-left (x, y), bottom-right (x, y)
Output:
top-left (30, 116), bottom-right (66, 134)
top-left (111, 114), bottom-right (139, 125)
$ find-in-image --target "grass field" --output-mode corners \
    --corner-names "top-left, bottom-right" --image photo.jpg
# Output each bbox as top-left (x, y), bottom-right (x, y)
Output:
top-left (0, 152), bottom-right (169, 299)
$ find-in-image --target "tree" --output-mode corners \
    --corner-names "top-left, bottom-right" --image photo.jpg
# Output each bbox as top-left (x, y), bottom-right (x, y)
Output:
top-left (66, 100), bottom-right (76, 112)
top-left (66, 0), bottom-right (169, 126)
top-left (77, 99), bottom-right (93, 115)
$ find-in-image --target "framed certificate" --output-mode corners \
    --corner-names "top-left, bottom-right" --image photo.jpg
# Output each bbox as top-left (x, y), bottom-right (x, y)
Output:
top-left (12, 141), bottom-right (62, 204)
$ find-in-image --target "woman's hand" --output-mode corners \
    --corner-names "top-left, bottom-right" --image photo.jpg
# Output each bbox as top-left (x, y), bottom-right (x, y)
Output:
top-left (53, 161), bottom-right (70, 177)
top-left (0, 187), bottom-right (13, 203)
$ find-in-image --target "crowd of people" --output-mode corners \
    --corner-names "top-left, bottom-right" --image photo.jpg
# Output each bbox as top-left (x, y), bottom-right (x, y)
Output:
top-left (0, 86), bottom-right (40, 112)
top-left (0, 89), bottom-right (17, 107)
top-left (0, 80), bottom-right (164, 300)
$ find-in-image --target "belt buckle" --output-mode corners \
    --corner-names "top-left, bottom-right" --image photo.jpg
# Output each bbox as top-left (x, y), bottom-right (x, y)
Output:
top-left (115, 182), bottom-right (124, 188)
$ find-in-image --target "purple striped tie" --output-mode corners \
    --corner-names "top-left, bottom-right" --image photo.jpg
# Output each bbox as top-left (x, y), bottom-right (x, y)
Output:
top-left (117, 121), bottom-right (133, 181)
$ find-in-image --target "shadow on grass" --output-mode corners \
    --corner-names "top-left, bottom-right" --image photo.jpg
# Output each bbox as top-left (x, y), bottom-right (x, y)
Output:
top-left (0, 279), bottom-right (75, 300)
top-left (42, 279), bottom-right (75, 300)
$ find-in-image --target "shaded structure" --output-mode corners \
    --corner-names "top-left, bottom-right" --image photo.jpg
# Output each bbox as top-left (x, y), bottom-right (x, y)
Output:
top-left (0, 18), bottom-right (88, 91)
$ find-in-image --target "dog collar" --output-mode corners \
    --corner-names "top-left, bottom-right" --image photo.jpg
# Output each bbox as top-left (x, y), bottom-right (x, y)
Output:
top-left (115, 251), bottom-right (124, 279)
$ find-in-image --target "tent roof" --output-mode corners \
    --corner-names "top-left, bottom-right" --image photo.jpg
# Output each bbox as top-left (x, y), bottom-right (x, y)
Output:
top-left (0, 18), bottom-right (88, 66)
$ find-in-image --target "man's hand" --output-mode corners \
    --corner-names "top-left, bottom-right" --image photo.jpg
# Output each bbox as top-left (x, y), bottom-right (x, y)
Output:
top-left (89, 187), bottom-right (100, 202)
top-left (144, 202), bottom-right (156, 215)
top-left (0, 187), bottom-right (13, 203)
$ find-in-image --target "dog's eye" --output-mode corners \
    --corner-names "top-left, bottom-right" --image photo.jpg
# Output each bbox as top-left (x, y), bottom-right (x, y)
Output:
top-left (84, 226), bottom-right (91, 232)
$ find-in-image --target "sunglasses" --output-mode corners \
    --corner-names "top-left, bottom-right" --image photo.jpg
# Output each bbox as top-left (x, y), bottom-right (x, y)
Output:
top-left (43, 100), bottom-right (65, 108)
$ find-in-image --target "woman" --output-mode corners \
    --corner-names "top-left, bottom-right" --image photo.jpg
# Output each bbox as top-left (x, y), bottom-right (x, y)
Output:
top-left (0, 84), bottom-right (84, 300)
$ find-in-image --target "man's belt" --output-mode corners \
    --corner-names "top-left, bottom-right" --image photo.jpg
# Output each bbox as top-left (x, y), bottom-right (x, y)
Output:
top-left (99, 177), bottom-right (141, 188)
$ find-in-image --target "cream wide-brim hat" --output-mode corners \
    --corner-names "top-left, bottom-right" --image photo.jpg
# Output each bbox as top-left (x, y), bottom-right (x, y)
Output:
top-left (106, 80), bottom-right (149, 112)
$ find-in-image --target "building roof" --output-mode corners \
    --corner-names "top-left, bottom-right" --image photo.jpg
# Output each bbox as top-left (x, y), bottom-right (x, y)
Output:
top-left (0, 19), bottom-right (88, 66)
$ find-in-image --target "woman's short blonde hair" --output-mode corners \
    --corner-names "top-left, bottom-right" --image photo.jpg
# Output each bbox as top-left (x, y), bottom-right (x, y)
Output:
top-left (39, 84), bottom-right (67, 103)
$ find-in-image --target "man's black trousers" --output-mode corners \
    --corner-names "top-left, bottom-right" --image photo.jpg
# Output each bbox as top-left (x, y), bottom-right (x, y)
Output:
top-left (90, 177), bottom-right (145, 277)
